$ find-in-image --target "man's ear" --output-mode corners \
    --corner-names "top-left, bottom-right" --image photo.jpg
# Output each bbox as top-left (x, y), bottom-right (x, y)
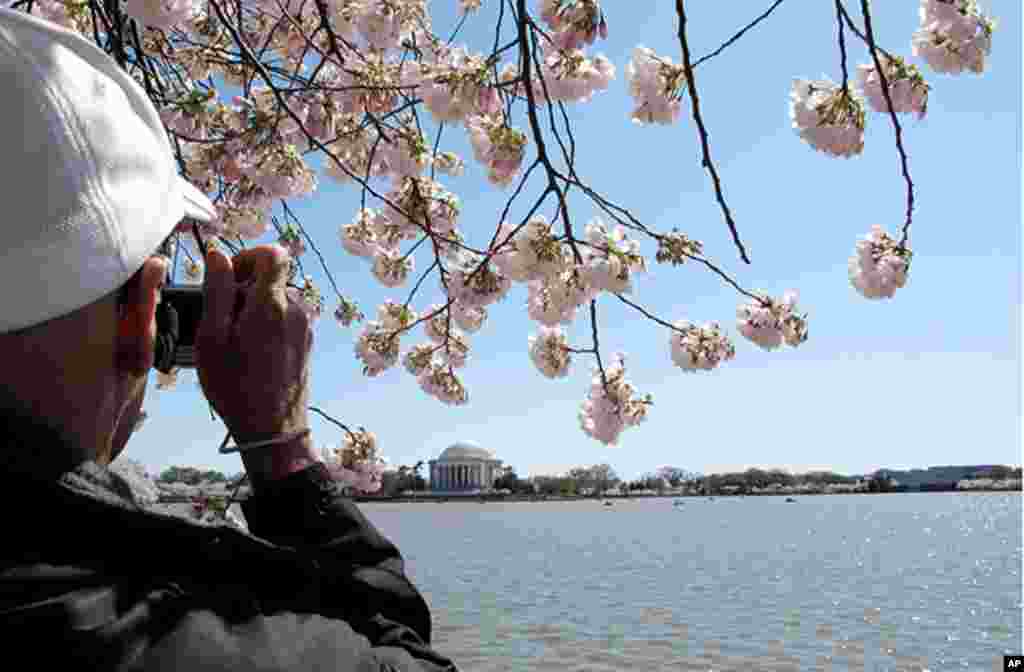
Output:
top-left (116, 257), bottom-right (168, 376)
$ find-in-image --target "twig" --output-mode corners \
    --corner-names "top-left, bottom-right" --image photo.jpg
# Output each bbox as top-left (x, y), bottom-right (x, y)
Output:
top-left (588, 300), bottom-right (608, 390)
top-left (280, 201), bottom-right (345, 301)
top-left (309, 405), bottom-right (356, 439)
top-left (835, 2), bottom-right (897, 62)
top-left (835, 0), bottom-right (850, 90)
top-left (691, 0), bottom-right (787, 69)
top-left (614, 294), bottom-right (681, 332)
top-left (403, 259), bottom-right (440, 310)
top-left (674, 0), bottom-right (751, 265)
top-left (859, 0), bottom-right (915, 246)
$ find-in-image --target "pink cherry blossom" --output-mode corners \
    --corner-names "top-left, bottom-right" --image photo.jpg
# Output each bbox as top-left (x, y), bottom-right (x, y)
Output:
top-left (467, 115), bottom-right (528, 188)
top-left (857, 55), bottom-right (930, 119)
top-left (578, 357), bottom-right (651, 446)
top-left (849, 226), bottom-right (912, 299)
top-left (529, 326), bottom-right (572, 379)
top-left (625, 46), bottom-right (686, 125)
top-left (355, 323), bottom-right (401, 377)
top-left (913, 0), bottom-right (996, 75)
top-left (124, 0), bottom-right (199, 30)
top-left (790, 79), bottom-right (866, 158)
top-left (670, 322), bottom-right (735, 372)
top-left (736, 291), bottom-right (808, 351)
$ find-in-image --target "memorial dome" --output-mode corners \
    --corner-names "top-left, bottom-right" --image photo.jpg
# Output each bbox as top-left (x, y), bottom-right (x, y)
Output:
top-left (438, 441), bottom-right (494, 461)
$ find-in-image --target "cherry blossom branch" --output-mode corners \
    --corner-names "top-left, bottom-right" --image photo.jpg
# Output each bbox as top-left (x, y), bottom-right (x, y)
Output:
top-left (280, 201), bottom-right (346, 302)
top-left (488, 158), bottom-right (543, 251)
top-left (858, 0), bottom-right (915, 246)
top-left (588, 299), bottom-right (609, 390)
top-left (674, 0), bottom-right (751, 265)
top-left (519, 9), bottom-right (583, 264)
top-left (691, 0), bottom-right (787, 69)
top-left (835, 1), bottom-right (897, 62)
top-left (547, 167), bottom-right (759, 303)
top-left (403, 259), bottom-right (439, 311)
top-left (309, 405), bottom-right (358, 440)
top-left (204, 0), bottom-right (447, 253)
top-left (686, 254), bottom-right (761, 302)
top-left (614, 294), bottom-right (680, 333)
top-left (39, 0), bottom-right (967, 453)
top-left (834, 0), bottom-right (850, 90)
top-left (516, 0), bottom-right (609, 390)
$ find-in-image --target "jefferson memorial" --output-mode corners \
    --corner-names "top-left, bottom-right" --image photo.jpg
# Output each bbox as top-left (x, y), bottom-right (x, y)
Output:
top-left (429, 441), bottom-right (503, 493)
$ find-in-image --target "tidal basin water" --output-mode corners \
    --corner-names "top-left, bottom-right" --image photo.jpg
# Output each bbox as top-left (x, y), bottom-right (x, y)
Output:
top-left (360, 493), bottom-right (1022, 672)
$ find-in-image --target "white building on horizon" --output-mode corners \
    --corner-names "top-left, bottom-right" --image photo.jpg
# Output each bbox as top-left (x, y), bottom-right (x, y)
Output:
top-left (429, 441), bottom-right (503, 493)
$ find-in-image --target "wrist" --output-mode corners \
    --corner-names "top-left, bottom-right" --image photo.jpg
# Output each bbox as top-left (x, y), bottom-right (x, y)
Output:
top-left (239, 432), bottom-right (320, 490)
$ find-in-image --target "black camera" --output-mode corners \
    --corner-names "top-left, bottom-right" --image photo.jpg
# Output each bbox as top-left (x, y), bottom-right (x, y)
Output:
top-left (153, 285), bottom-right (204, 373)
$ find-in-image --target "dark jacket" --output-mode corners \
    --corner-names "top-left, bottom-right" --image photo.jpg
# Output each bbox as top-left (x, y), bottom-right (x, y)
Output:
top-left (0, 460), bottom-right (458, 671)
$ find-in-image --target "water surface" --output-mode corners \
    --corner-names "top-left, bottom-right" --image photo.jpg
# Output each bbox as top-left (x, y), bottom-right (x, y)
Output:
top-left (361, 493), bottom-right (1022, 671)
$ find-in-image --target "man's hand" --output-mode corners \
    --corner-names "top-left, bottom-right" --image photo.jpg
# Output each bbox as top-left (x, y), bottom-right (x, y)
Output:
top-left (196, 244), bottom-right (317, 485)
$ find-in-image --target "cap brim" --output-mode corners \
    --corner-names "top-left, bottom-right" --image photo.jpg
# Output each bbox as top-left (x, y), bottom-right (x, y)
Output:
top-left (179, 177), bottom-right (216, 223)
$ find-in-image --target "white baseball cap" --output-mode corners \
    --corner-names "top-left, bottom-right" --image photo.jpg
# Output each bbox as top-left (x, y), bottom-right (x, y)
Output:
top-left (0, 8), bottom-right (216, 334)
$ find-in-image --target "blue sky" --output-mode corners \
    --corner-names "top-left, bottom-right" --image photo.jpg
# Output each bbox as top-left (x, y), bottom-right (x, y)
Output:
top-left (129, 1), bottom-right (1021, 482)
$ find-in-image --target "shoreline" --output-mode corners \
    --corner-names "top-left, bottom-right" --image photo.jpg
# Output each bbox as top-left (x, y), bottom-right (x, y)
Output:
top-left (153, 487), bottom-right (1022, 506)
top-left (351, 489), bottom-right (1022, 504)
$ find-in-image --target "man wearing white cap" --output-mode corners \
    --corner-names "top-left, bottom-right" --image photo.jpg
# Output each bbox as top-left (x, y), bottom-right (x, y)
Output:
top-left (0, 7), bottom-right (455, 671)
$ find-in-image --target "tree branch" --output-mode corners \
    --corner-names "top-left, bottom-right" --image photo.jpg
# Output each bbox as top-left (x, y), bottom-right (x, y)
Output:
top-left (858, 0), bottom-right (915, 246)
top-left (691, 0), bottom-right (787, 69)
top-left (674, 0), bottom-right (751, 264)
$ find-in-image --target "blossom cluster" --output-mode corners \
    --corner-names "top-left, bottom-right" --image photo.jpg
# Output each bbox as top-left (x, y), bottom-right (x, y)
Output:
top-left (736, 291), bottom-right (809, 352)
top-left (913, 0), bottom-right (995, 75)
top-left (580, 218), bottom-right (646, 294)
top-left (625, 46), bottom-right (686, 125)
top-left (579, 357), bottom-right (652, 446)
top-left (848, 226), bottom-right (912, 300)
top-left (857, 55), bottom-right (930, 119)
top-left (529, 325), bottom-right (572, 378)
top-left (669, 322), bottom-right (736, 372)
top-left (790, 79), bottom-right (866, 158)
top-left (354, 301), bottom-right (418, 377)
top-left (791, 0), bottom-right (997, 158)
top-left (540, 0), bottom-right (608, 51)
top-left (467, 115), bottom-right (529, 188)
top-left (321, 428), bottom-right (387, 494)
top-left (354, 300), bottom-right (471, 406)
top-left (124, 0), bottom-right (201, 31)
top-left (502, 39), bottom-right (615, 105)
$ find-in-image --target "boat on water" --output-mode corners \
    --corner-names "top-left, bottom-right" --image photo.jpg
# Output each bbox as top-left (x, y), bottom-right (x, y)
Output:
top-left (785, 497), bottom-right (797, 503)
top-left (672, 500), bottom-right (684, 507)
top-left (603, 500), bottom-right (613, 506)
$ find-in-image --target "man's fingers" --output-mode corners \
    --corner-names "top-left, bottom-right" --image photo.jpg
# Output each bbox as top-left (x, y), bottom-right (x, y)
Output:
top-left (231, 245), bottom-right (292, 292)
top-left (199, 247), bottom-right (235, 346)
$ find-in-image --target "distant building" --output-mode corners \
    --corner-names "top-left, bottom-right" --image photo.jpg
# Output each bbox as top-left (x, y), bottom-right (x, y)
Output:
top-left (429, 441), bottom-right (503, 493)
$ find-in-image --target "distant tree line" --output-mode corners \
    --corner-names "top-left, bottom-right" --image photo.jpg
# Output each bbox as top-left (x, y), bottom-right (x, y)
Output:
top-left (158, 466), bottom-right (231, 485)
top-left (154, 460), bottom-right (1020, 498)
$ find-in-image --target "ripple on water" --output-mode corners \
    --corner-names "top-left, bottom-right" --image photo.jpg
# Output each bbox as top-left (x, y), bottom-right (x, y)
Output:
top-left (362, 493), bottom-right (1022, 670)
